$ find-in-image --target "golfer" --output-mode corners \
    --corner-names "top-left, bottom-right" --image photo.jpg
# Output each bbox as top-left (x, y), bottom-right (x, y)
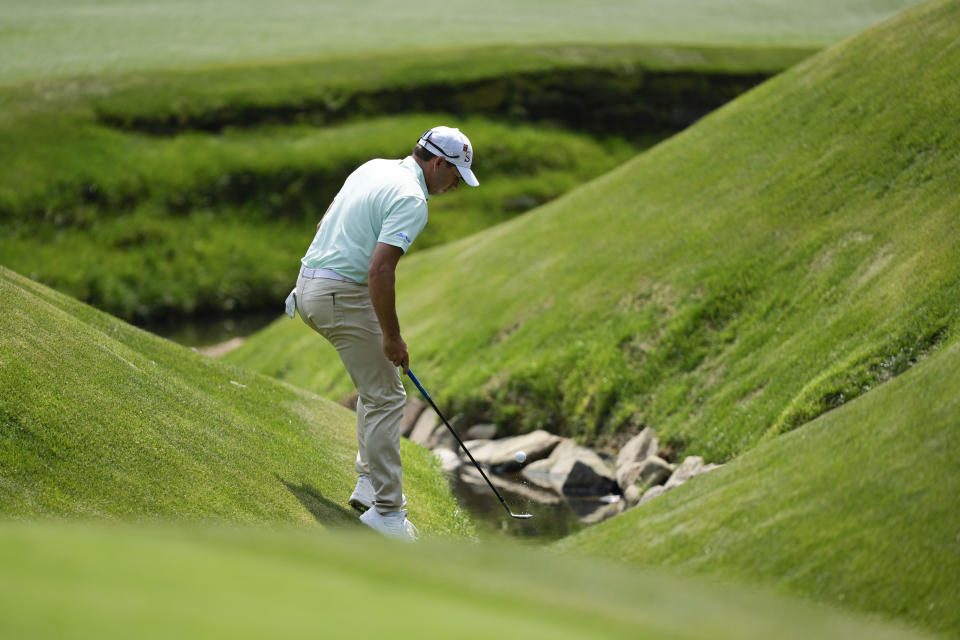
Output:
top-left (293, 126), bottom-right (479, 540)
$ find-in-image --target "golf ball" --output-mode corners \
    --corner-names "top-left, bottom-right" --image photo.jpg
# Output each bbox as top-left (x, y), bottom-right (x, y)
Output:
top-left (515, 451), bottom-right (527, 464)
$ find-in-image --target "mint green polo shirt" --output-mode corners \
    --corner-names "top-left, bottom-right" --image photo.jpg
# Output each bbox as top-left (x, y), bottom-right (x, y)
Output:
top-left (301, 156), bottom-right (429, 284)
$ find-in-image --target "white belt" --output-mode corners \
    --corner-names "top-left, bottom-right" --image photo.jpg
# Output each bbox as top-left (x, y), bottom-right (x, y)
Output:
top-left (300, 265), bottom-right (349, 282)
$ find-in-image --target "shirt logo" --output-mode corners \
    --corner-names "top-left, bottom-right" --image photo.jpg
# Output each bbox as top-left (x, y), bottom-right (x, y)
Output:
top-left (394, 232), bottom-right (411, 243)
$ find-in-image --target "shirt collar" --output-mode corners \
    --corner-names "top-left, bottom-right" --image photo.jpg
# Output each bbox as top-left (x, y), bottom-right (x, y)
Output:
top-left (401, 156), bottom-right (429, 201)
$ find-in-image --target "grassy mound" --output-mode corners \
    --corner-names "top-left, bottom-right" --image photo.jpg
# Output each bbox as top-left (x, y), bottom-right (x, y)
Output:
top-left (556, 336), bottom-right (960, 637)
top-left (229, 0), bottom-right (960, 459)
top-left (1, 110), bottom-right (636, 322)
top-left (2, 43), bottom-right (804, 323)
top-left (0, 519), bottom-right (937, 640)
top-left (0, 267), bottom-right (472, 537)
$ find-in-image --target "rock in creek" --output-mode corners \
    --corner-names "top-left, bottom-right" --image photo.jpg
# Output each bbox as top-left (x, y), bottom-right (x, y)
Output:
top-left (664, 455), bottom-right (722, 490)
top-left (521, 439), bottom-right (617, 497)
top-left (464, 423), bottom-right (497, 440)
top-left (401, 397), bottom-right (426, 438)
top-left (616, 427), bottom-right (659, 472)
top-left (414, 419), bottom-right (724, 524)
top-left (408, 410), bottom-right (439, 446)
top-left (616, 455), bottom-right (674, 492)
top-left (432, 447), bottom-right (462, 473)
top-left (633, 455), bottom-right (724, 506)
top-left (463, 430), bottom-right (563, 472)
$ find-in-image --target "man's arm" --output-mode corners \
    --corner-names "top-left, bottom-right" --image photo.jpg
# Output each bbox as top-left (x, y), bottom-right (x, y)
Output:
top-left (368, 242), bottom-right (408, 373)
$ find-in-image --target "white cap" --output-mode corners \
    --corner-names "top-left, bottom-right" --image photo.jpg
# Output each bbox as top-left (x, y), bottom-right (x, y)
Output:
top-left (417, 126), bottom-right (479, 187)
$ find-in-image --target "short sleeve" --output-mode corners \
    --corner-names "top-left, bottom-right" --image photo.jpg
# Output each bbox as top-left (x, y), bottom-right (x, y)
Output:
top-left (378, 195), bottom-right (428, 253)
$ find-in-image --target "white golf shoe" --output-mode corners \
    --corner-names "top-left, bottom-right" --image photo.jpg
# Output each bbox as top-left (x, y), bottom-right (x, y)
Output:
top-left (359, 508), bottom-right (420, 542)
top-left (349, 475), bottom-right (406, 512)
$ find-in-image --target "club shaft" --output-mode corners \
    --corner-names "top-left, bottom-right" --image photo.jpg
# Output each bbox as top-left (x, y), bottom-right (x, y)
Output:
top-left (407, 370), bottom-right (523, 518)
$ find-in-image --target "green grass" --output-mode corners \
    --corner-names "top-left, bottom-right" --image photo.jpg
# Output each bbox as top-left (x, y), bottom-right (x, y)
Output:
top-left (555, 336), bottom-right (960, 638)
top-left (4, 41), bottom-right (804, 323)
top-left (0, 112), bottom-right (637, 322)
top-left (0, 0), bottom-right (916, 324)
top-left (0, 519), bottom-right (939, 640)
top-left (0, 265), bottom-right (940, 639)
top-left (0, 2), bottom-right (956, 636)
top-left (0, 266), bottom-right (473, 538)
top-left (228, 0), bottom-right (960, 459)
top-left (1, 0), bottom-right (922, 84)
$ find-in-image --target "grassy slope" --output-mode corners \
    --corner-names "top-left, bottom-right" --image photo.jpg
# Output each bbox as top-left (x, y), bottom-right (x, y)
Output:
top-left (556, 337), bottom-right (960, 638)
top-left (1, 0), bottom-right (922, 84)
top-left (0, 0), bottom-right (922, 324)
top-left (0, 267), bottom-right (473, 538)
top-left (2, 43), bottom-right (768, 217)
top-left (0, 520), bottom-right (939, 640)
top-left (229, 0), bottom-right (960, 457)
top-left (2, 43), bottom-right (797, 323)
top-left (0, 112), bottom-right (636, 321)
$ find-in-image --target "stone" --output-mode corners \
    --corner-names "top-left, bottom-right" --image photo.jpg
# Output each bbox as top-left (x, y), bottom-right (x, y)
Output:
top-left (408, 410), bottom-right (439, 446)
top-left (664, 455), bottom-right (706, 490)
top-left (616, 427), bottom-right (660, 470)
top-left (464, 423), bottom-right (497, 440)
top-left (616, 455), bottom-right (674, 491)
top-left (521, 439), bottom-right (617, 497)
top-left (401, 397), bottom-right (426, 437)
top-left (518, 457), bottom-right (556, 491)
top-left (432, 447), bottom-right (462, 473)
top-left (467, 430), bottom-right (563, 471)
top-left (426, 420), bottom-right (459, 452)
top-left (460, 438), bottom-right (492, 454)
top-left (561, 459), bottom-right (618, 497)
top-left (571, 497), bottom-right (625, 524)
top-left (638, 485), bottom-right (667, 505)
top-left (624, 484), bottom-right (644, 507)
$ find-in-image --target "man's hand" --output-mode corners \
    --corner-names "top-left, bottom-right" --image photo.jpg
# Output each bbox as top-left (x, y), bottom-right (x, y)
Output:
top-left (381, 334), bottom-right (409, 373)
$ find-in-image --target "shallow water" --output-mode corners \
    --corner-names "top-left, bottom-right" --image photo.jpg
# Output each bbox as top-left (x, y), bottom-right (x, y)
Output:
top-left (141, 311), bottom-right (280, 348)
top-left (449, 471), bottom-right (622, 543)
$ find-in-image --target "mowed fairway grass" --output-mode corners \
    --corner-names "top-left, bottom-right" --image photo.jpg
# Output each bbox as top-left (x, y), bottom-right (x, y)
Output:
top-left (2, 0), bottom-right (922, 84)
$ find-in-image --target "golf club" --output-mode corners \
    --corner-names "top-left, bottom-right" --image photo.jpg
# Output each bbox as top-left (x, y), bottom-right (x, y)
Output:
top-left (406, 369), bottom-right (533, 520)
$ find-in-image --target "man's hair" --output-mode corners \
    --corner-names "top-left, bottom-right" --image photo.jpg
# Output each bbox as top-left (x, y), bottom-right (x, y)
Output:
top-left (412, 144), bottom-right (436, 161)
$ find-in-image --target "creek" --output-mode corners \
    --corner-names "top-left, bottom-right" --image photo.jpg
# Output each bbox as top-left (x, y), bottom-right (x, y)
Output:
top-left (142, 311), bottom-right (280, 349)
top-left (451, 470), bottom-right (626, 542)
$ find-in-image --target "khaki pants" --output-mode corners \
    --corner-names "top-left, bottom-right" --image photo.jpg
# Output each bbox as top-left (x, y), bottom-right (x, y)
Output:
top-left (296, 274), bottom-right (406, 512)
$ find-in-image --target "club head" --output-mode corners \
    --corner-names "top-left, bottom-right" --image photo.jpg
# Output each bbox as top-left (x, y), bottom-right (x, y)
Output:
top-left (511, 512), bottom-right (534, 520)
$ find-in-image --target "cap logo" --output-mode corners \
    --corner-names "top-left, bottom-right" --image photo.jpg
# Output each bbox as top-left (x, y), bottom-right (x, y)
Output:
top-left (463, 144), bottom-right (471, 163)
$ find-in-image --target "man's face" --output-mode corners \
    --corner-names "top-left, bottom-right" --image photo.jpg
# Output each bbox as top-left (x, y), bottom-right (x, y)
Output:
top-left (428, 158), bottom-right (462, 195)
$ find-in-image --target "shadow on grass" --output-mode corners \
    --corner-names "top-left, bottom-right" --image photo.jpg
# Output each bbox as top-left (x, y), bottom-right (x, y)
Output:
top-left (278, 475), bottom-right (361, 528)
